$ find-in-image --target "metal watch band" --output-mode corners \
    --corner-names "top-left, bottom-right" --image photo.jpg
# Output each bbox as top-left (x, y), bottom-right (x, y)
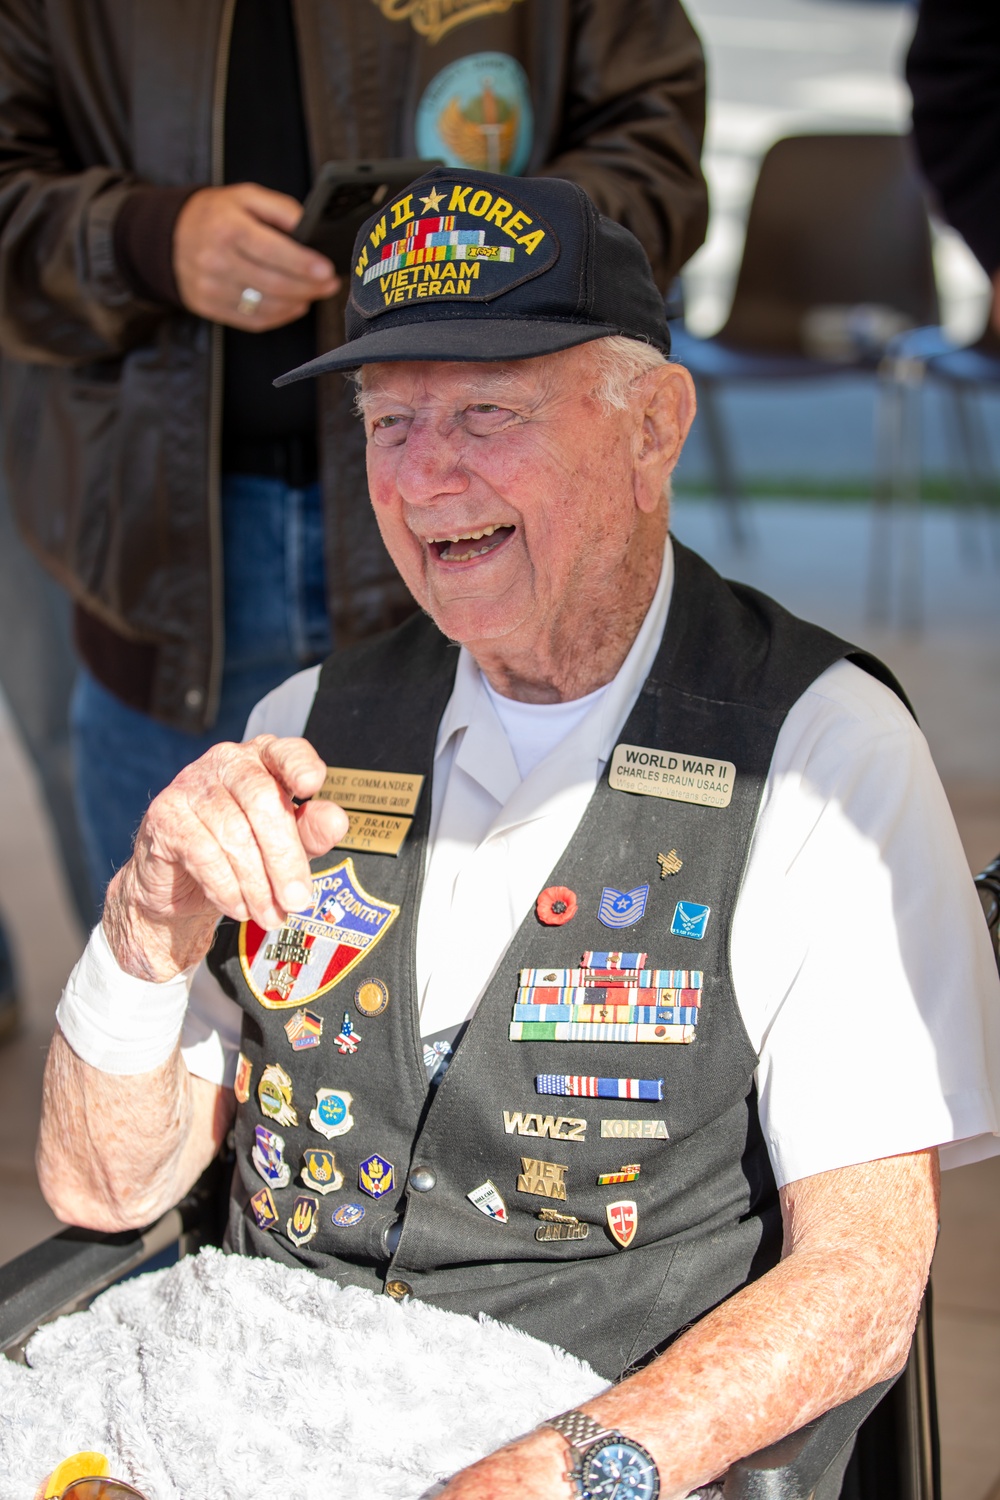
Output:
top-left (545, 1410), bottom-right (617, 1453)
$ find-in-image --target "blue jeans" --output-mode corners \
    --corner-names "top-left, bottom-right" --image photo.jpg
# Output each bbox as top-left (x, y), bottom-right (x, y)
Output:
top-left (71, 474), bottom-right (331, 900)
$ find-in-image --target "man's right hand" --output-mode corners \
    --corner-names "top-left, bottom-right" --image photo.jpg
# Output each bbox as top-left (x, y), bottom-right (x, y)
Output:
top-left (173, 183), bottom-right (340, 329)
top-left (104, 736), bottom-right (349, 984)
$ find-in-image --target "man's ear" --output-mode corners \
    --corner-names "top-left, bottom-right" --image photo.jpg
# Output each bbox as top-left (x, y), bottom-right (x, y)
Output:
top-left (633, 364), bottom-right (697, 514)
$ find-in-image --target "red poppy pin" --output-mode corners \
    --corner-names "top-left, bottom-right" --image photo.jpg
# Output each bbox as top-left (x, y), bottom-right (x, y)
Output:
top-left (536, 886), bottom-right (578, 926)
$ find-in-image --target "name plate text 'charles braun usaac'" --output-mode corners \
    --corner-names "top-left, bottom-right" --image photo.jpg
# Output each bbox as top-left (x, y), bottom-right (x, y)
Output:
top-left (318, 768), bottom-right (425, 856)
top-left (608, 744), bottom-right (736, 810)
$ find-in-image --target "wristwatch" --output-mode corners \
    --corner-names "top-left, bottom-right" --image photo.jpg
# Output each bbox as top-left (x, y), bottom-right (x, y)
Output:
top-left (545, 1410), bottom-right (660, 1500)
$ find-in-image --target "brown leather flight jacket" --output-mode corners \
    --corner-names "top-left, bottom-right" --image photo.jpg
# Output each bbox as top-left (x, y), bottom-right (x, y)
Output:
top-left (0, 0), bottom-right (707, 730)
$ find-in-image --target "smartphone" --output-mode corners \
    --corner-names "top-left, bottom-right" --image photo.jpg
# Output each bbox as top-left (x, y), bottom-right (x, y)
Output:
top-left (293, 159), bottom-right (442, 271)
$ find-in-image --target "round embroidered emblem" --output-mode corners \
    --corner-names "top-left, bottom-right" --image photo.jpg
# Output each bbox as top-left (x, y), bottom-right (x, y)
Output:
top-left (416, 52), bottom-right (533, 176)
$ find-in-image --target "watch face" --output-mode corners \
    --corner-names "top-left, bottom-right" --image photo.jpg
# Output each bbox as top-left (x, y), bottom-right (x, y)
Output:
top-left (580, 1440), bottom-right (660, 1500)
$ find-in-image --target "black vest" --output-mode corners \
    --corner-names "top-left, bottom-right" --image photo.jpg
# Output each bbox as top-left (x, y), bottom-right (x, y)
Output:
top-left (209, 541), bottom-right (904, 1381)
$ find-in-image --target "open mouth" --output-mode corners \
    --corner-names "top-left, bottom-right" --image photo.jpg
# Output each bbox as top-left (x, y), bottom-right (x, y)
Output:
top-left (427, 524), bottom-right (516, 563)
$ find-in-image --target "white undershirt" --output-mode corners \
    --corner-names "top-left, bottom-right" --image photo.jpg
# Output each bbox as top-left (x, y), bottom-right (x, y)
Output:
top-left (67, 538), bottom-right (1000, 1190)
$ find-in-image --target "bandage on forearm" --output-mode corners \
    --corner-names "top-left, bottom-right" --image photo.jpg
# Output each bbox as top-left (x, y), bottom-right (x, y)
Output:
top-left (55, 923), bottom-right (195, 1076)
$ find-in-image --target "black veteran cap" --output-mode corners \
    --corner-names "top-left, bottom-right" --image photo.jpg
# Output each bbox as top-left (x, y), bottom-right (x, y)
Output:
top-left (274, 166), bottom-right (670, 384)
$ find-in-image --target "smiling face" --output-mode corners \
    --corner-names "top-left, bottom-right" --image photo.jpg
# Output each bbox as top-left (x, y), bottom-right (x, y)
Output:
top-left (360, 343), bottom-right (695, 701)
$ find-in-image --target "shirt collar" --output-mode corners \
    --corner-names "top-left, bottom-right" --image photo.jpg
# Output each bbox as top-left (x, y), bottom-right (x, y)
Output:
top-left (433, 536), bottom-right (676, 807)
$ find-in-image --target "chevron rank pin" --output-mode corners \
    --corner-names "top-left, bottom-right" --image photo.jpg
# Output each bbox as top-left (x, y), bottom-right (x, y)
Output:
top-left (597, 885), bottom-right (649, 929)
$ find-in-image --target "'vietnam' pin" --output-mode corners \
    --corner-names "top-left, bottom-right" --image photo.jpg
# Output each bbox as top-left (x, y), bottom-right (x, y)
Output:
top-left (657, 850), bottom-right (683, 878)
top-left (516, 1157), bottom-right (568, 1200)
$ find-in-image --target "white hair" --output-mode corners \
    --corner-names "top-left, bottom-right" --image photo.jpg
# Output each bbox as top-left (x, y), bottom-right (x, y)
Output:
top-left (587, 335), bottom-right (669, 413)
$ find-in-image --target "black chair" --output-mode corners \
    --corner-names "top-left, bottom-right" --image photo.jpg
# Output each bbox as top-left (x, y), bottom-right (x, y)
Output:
top-left (7, 852), bottom-right (998, 1497)
top-left (672, 134), bottom-right (940, 546)
top-left (869, 319), bottom-right (1000, 630)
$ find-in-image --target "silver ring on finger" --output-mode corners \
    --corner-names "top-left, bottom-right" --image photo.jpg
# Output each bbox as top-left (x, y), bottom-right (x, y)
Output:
top-left (236, 286), bottom-right (263, 317)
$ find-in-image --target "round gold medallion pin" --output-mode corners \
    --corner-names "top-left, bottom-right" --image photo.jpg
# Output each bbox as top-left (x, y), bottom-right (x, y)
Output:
top-left (355, 978), bottom-right (389, 1017)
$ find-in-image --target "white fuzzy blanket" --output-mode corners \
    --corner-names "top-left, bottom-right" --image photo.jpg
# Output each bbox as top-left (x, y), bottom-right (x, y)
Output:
top-left (0, 1247), bottom-right (609, 1500)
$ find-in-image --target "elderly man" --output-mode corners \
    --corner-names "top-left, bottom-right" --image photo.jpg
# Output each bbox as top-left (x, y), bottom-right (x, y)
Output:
top-left (39, 169), bottom-right (999, 1500)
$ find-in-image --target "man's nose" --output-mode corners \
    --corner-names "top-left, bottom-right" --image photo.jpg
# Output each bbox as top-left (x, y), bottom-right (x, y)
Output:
top-left (394, 419), bottom-right (469, 506)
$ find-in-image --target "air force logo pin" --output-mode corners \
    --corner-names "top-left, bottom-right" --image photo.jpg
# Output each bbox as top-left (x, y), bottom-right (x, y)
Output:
top-left (670, 901), bottom-right (711, 941)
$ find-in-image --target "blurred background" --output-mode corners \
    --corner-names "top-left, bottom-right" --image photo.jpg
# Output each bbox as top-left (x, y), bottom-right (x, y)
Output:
top-left (0, 2), bottom-right (997, 1497)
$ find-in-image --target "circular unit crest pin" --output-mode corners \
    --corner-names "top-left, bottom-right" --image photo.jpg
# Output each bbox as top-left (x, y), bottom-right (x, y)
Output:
top-left (355, 977), bottom-right (389, 1017)
top-left (332, 1202), bottom-right (365, 1228)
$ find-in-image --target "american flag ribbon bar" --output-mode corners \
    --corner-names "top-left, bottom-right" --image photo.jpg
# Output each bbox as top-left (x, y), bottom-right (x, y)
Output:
top-left (511, 1022), bottom-right (695, 1043)
top-left (535, 1075), bottom-right (665, 1101)
top-left (582, 951), bottom-right (647, 970)
top-left (518, 969), bottom-right (702, 989)
top-left (517, 986), bottom-right (702, 1006)
top-left (513, 1004), bottom-right (700, 1025)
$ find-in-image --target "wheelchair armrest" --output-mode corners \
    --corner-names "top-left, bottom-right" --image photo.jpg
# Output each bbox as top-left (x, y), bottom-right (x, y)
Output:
top-left (0, 1158), bottom-right (226, 1362)
top-left (723, 1377), bottom-right (897, 1500)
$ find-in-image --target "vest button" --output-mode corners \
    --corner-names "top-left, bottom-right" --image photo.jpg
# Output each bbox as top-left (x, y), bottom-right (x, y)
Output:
top-left (385, 1279), bottom-right (413, 1301)
top-left (409, 1165), bottom-right (437, 1193)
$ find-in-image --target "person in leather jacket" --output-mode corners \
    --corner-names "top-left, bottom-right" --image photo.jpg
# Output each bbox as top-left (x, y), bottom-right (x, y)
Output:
top-left (0, 0), bottom-right (708, 899)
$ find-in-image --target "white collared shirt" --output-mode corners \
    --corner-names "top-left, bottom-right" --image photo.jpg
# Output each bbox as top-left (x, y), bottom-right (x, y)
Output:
top-left (88, 538), bottom-right (1000, 1188)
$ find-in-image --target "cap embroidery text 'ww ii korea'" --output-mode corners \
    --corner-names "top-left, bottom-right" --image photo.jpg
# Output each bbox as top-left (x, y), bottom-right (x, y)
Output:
top-left (273, 166), bottom-right (671, 382)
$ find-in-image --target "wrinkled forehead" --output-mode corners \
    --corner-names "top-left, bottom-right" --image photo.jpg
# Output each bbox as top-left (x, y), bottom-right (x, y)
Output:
top-left (357, 347), bottom-right (593, 407)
